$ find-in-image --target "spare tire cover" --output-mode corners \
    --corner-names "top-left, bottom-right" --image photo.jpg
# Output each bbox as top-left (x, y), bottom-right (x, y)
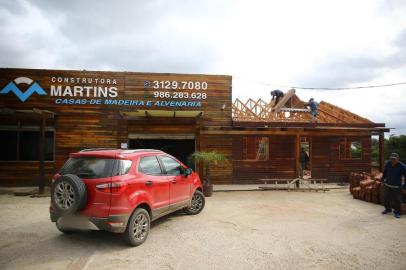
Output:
top-left (51, 174), bottom-right (87, 214)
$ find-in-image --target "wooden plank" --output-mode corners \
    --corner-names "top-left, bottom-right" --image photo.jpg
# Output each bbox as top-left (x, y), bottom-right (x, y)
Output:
top-left (272, 89), bottom-right (295, 111)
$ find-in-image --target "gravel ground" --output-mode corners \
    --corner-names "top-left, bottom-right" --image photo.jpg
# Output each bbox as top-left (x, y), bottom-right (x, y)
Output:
top-left (0, 190), bottom-right (405, 270)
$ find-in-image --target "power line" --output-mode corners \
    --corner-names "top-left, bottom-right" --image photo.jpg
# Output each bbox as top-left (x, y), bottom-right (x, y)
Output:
top-left (233, 76), bottom-right (406, 90)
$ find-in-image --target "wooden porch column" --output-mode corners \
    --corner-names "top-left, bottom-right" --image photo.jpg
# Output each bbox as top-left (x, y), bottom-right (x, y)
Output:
top-left (295, 133), bottom-right (300, 178)
top-left (38, 114), bottom-right (46, 194)
top-left (379, 132), bottom-right (385, 172)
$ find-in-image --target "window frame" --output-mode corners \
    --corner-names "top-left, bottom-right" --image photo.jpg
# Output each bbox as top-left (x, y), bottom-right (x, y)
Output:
top-left (238, 136), bottom-right (270, 161)
top-left (113, 159), bottom-right (133, 176)
top-left (339, 139), bottom-right (363, 160)
top-left (0, 126), bottom-right (55, 162)
top-left (158, 155), bottom-right (185, 176)
top-left (59, 157), bottom-right (116, 179)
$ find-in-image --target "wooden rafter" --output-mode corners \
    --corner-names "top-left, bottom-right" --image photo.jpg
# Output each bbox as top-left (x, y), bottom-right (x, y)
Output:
top-left (232, 95), bottom-right (374, 124)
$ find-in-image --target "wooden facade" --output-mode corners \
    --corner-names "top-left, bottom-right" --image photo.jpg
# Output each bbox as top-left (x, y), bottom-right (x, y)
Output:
top-left (0, 68), bottom-right (387, 186)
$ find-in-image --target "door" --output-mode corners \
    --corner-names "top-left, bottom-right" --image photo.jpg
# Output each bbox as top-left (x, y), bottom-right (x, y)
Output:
top-left (137, 155), bottom-right (170, 214)
top-left (300, 137), bottom-right (312, 178)
top-left (159, 155), bottom-right (191, 207)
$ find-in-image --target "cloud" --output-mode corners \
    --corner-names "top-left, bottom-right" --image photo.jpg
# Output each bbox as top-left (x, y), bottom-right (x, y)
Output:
top-left (293, 28), bottom-right (406, 88)
top-left (0, 0), bottom-right (406, 135)
top-left (0, 0), bottom-right (227, 72)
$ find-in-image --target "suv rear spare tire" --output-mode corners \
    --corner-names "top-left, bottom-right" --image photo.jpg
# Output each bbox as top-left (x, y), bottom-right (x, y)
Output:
top-left (51, 174), bottom-right (87, 214)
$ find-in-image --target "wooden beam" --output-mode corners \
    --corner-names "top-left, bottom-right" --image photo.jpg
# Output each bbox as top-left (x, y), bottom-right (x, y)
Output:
top-left (201, 129), bottom-right (372, 136)
top-left (319, 102), bottom-right (373, 124)
top-left (233, 121), bottom-right (386, 128)
top-left (295, 134), bottom-right (300, 178)
top-left (317, 107), bottom-right (346, 123)
top-left (38, 115), bottom-right (46, 194)
top-left (379, 132), bottom-right (385, 172)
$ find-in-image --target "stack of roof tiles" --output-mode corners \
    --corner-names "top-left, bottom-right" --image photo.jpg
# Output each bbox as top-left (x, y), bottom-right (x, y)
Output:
top-left (349, 172), bottom-right (406, 214)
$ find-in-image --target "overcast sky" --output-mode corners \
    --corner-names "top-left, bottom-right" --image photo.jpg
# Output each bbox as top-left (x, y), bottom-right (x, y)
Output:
top-left (1, 0), bottom-right (405, 135)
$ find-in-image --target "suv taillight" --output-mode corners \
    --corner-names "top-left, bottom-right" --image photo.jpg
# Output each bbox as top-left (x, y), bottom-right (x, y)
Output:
top-left (51, 173), bottom-right (61, 183)
top-left (96, 182), bottom-right (127, 193)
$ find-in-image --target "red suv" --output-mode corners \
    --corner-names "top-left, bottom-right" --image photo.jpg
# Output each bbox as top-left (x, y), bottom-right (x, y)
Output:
top-left (50, 149), bottom-right (205, 246)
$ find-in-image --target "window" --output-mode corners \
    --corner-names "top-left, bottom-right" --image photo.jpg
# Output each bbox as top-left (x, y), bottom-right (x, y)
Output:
top-left (350, 142), bottom-right (362, 159)
top-left (339, 139), bottom-right (362, 160)
top-left (160, 156), bottom-right (183, 175)
top-left (0, 131), bottom-right (17, 160)
top-left (0, 130), bottom-right (54, 161)
top-left (60, 158), bottom-right (115, 179)
top-left (138, 156), bottom-right (162, 175)
top-left (118, 160), bottom-right (132, 175)
top-left (19, 131), bottom-right (39, 160)
top-left (242, 137), bottom-right (269, 161)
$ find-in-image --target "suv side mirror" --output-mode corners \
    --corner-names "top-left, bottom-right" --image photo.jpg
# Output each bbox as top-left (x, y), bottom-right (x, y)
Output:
top-left (184, 168), bottom-right (193, 176)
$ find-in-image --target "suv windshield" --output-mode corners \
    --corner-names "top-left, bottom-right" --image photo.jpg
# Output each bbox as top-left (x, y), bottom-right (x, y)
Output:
top-left (60, 157), bottom-right (115, 179)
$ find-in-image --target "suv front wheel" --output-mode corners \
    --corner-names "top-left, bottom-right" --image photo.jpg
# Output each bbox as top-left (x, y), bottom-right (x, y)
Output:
top-left (184, 190), bottom-right (205, 215)
top-left (124, 208), bottom-right (151, 246)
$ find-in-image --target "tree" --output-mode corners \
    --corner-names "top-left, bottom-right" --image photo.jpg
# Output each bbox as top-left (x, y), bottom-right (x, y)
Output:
top-left (384, 135), bottom-right (406, 163)
top-left (189, 151), bottom-right (227, 186)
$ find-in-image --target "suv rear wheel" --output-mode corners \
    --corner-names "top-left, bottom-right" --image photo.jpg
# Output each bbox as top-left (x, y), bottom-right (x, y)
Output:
top-left (124, 208), bottom-right (151, 246)
top-left (184, 190), bottom-right (205, 215)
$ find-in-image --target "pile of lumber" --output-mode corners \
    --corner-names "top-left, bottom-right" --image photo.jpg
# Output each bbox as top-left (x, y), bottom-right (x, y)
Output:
top-left (349, 172), bottom-right (406, 214)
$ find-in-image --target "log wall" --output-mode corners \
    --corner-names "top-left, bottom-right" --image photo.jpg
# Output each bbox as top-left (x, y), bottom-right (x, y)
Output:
top-left (232, 135), bottom-right (296, 184)
top-left (231, 134), bottom-right (372, 184)
top-left (312, 136), bottom-right (372, 181)
top-left (0, 68), bottom-right (231, 186)
top-left (0, 68), bottom-right (375, 186)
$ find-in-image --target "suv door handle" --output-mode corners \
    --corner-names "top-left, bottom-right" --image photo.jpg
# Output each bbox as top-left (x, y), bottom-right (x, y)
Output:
top-left (145, 181), bottom-right (153, 186)
top-left (171, 180), bottom-right (177, 184)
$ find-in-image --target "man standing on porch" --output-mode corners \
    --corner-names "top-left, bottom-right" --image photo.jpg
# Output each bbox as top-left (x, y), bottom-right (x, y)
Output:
top-left (381, 153), bottom-right (406, 219)
top-left (300, 148), bottom-right (309, 179)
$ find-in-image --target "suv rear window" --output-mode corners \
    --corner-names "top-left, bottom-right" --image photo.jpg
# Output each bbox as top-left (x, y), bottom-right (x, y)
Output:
top-left (60, 158), bottom-right (115, 179)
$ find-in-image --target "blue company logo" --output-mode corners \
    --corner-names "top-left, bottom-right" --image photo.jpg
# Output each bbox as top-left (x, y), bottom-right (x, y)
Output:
top-left (0, 77), bottom-right (47, 102)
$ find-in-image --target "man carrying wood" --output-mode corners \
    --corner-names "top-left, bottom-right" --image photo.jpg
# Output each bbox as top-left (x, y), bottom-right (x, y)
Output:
top-left (381, 153), bottom-right (406, 219)
top-left (270, 89), bottom-right (284, 105)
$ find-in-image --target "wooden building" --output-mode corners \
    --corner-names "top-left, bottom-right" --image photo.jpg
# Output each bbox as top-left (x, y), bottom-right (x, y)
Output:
top-left (0, 68), bottom-right (388, 186)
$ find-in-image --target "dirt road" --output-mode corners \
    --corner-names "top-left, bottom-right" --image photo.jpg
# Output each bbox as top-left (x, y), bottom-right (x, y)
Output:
top-left (1, 190), bottom-right (405, 270)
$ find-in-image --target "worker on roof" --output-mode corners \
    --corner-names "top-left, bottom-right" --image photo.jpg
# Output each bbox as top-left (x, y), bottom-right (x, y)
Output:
top-left (270, 89), bottom-right (284, 105)
top-left (381, 153), bottom-right (406, 219)
top-left (304, 98), bottom-right (318, 122)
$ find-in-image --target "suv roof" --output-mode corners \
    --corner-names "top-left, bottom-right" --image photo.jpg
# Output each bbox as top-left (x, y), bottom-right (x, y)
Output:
top-left (71, 148), bottom-right (165, 159)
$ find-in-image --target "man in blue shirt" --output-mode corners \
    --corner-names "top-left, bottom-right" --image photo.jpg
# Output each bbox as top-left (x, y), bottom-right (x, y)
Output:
top-left (381, 153), bottom-right (406, 218)
top-left (270, 89), bottom-right (284, 105)
top-left (304, 98), bottom-right (318, 117)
